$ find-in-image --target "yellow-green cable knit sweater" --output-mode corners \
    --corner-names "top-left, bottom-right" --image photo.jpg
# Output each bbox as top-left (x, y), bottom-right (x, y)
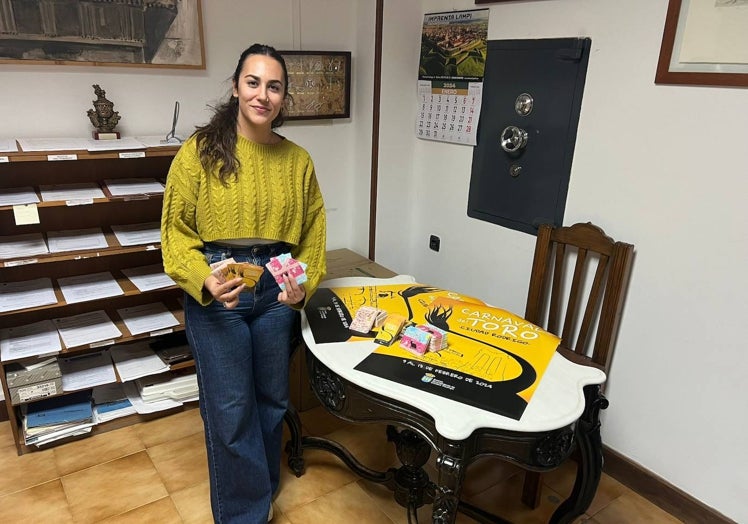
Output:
top-left (160, 134), bottom-right (327, 307)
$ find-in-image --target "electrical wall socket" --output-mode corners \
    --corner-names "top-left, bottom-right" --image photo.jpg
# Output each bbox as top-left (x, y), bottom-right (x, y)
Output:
top-left (429, 235), bottom-right (440, 252)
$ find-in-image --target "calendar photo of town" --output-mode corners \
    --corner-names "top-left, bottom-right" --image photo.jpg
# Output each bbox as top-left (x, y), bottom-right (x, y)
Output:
top-left (416, 9), bottom-right (488, 146)
top-left (419, 9), bottom-right (489, 81)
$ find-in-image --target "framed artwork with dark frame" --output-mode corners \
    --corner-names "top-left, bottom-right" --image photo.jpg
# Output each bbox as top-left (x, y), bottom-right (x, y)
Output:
top-left (656, 0), bottom-right (748, 87)
top-left (280, 51), bottom-right (351, 120)
top-left (0, 0), bottom-right (205, 69)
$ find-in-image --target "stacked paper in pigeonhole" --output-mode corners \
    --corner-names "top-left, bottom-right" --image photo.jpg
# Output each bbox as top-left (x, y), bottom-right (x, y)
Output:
top-left (135, 372), bottom-right (198, 403)
top-left (21, 390), bottom-right (94, 446)
top-left (92, 383), bottom-right (136, 423)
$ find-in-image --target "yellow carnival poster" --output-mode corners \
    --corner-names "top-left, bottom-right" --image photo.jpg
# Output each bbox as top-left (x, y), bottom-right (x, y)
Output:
top-left (304, 284), bottom-right (559, 420)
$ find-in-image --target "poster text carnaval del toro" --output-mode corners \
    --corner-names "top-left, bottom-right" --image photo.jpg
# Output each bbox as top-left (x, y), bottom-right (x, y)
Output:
top-left (304, 283), bottom-right (559, 420)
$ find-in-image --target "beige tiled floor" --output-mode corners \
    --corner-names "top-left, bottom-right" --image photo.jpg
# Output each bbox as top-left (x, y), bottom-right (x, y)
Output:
top-left (0, 406), bottom-right (682, 523)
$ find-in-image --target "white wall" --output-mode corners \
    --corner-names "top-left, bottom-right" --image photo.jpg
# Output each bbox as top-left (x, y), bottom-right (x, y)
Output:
top-left (376, 1), bottom-right (748, 522)
top-left (0, 0), bottom-right (374, 252)
top-left (2, 1), bottom-right (746, 521)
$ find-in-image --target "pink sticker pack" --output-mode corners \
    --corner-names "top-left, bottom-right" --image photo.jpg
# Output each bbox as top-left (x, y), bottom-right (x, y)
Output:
top-left (265, 253), bottom-right (308, 291)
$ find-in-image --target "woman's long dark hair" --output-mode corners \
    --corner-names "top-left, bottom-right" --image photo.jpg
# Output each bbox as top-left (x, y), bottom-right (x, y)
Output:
top-left (194, 43), bottom-right (290, 183)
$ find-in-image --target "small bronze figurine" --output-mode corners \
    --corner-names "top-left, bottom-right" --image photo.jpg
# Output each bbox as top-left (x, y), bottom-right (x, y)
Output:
top-left (87, 84), bottom-right (121, 137)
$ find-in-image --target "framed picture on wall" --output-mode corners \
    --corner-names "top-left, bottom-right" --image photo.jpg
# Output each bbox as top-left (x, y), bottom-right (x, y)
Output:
top-left (279, 51), bottom-right (352, 120)
top-left (656, 0), bottom-right (748, 87)
top-left (0, 0), bottom-right (205, 69)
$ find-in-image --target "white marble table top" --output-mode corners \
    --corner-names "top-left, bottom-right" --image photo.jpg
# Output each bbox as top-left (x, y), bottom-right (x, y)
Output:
top-left (302, 275), bottom-right (606, 441)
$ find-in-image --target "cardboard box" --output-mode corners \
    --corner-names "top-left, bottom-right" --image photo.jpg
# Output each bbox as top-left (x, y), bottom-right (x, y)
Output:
top-left (289, 249), bottom-right (396, 411)
top-left (324, 248), bottom-right (397, 280)
top-left (6, 360), bottom-right (62, 405)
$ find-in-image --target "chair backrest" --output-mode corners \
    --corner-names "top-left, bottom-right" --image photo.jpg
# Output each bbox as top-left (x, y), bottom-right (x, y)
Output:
top-left (524, 222), bottom-right (634, 377)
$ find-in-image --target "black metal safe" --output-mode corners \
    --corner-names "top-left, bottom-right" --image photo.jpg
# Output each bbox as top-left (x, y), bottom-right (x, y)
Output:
top-left (467, 38), bottom-right (591, 235)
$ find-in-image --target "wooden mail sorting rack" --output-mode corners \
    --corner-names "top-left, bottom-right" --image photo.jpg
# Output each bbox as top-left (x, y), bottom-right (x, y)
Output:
top-left (0, 139), bottom-right (386, 455)
top-left (0, 143), bottom-right (187, 455)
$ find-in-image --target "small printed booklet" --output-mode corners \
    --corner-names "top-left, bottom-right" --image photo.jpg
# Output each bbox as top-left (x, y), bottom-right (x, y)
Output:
top-left (373, 314), bottom-right (407, 346)
top-left (349, 306), bottom-right (388, 334)
top-left (209, 258), bottom-right (264, 289)
top-left (265, 253), bottom-right (307, 291)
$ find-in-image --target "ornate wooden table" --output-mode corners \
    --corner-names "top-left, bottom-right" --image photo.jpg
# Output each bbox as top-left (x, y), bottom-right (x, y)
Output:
top-left (285, 276), bottom-right (607, 524)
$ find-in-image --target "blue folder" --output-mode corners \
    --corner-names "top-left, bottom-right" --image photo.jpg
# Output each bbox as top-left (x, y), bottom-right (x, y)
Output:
top-left (25, 390), bottom-right (93, 428)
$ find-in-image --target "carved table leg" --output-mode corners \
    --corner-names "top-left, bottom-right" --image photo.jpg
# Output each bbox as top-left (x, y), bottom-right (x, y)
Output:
top-left (387, 426), bottom-right (436, 511)
top-left (284, 403), bottom-right (305, 476)
top-left (550, 384), bottom-right (609, 524)
top-left (432, 448), bottom-right (465, 524)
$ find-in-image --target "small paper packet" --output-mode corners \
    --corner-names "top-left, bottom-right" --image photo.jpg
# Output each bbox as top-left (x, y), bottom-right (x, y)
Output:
top-left (399, 325), bottom-right (432, 356)
top-left (349, 306), bottom-right (388, 334)
top-left (265, 253), bottom-right (308, 291)
top-left (374, 314), bottom-right (406, 346)
top-left (209, 257), bottom-right (236, 284)
top-left (224, 263), bottom-right (264, 288)
top-left (417, 324), bottom-right (448, 351)
top-left (209, 257), bottom-right (264, 289)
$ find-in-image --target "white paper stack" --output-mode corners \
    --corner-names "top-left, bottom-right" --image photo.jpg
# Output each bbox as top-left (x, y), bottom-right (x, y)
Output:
top-left (58, 351), bottom-right (117, 391)
top-left (104, 178), bottom-right (164, 196)
top-left (0, 187), bottom-right (39, 206)
top-left (136, 372), bottom-right (199, 403)
top-left (111, 222), bottom-right (161, 246)
top-left (39, 183), bottom-right (105, 202)
top-left (52, 310), bottom-right (122, 349)
top-left (0, 319), bottom-right (61, 361)
top-left (92, 383), bottom-right (136, 422)
top-left (122, 381), bottom-right (178, 414)
top-left (110, 341), bottom-right (170, 382)
top-left (116, 302), bottom-right (179, 336)
top-left (0, 232), bottom-right (49, 260)
top-left (47, 228), bottom-right (108, 253)
top-left (122, 264), bottom-right (175, 292)
top-left (57, 272), bottom-right (124, 304)
top-left (0, 277), bottom-right (57, 313)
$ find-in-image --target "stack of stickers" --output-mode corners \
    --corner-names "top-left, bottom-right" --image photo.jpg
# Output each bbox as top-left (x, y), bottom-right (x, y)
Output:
top-left (347, 304), bottom-right (450, 357)
top-left (349, 306), bottom-right (388, 334)
top-left (210, 258), bottom-right (264, 290)
top-left (266, 253), bottom-right (307, 290)
top-left (398, 324), bottom-right (448, 356)
top-left (417, 324), bottom-right (448, 351)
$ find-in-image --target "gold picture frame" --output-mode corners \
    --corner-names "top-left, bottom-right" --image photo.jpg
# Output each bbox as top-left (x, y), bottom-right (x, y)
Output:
top-left (656, 0), bottom-right (748, 87)
top-left (0, 0), bottom-right (205, 69)
top-left (280, 51), bottom-right (352, 120)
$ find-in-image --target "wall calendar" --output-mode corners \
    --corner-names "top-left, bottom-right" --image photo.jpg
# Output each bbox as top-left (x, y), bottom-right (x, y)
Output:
top-left (416, 9), bottom-right (489, 146)
top-left (416, 80), bottom-right (483, 145)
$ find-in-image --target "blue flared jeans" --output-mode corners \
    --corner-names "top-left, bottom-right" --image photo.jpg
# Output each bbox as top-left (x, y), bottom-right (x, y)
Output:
top-left (184, 242), bottom-right (298, 524)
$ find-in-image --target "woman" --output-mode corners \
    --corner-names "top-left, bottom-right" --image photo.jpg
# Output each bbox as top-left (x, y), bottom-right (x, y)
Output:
top-left (161, 43), bottom-right (326, 523)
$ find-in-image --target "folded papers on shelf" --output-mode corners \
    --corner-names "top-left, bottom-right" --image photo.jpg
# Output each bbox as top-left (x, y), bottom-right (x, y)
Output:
top-left (92, 383), bottom-right (135, 422)
top-left (22, 390), bottom-right (94, 445)
top-left (23, 390), bottom-right (92, 428)
top-left (110, 342), bottom-right (170, 381)
top-left (136, 372), bottom-right (198, 403)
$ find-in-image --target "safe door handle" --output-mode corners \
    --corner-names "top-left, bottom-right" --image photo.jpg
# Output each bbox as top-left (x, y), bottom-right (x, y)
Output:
top-left (500, 126), bottom-right (528, 153)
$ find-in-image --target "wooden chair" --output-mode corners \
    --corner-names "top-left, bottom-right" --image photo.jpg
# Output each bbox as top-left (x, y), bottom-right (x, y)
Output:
top-left (520, 222), bottom-right (635, 508)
